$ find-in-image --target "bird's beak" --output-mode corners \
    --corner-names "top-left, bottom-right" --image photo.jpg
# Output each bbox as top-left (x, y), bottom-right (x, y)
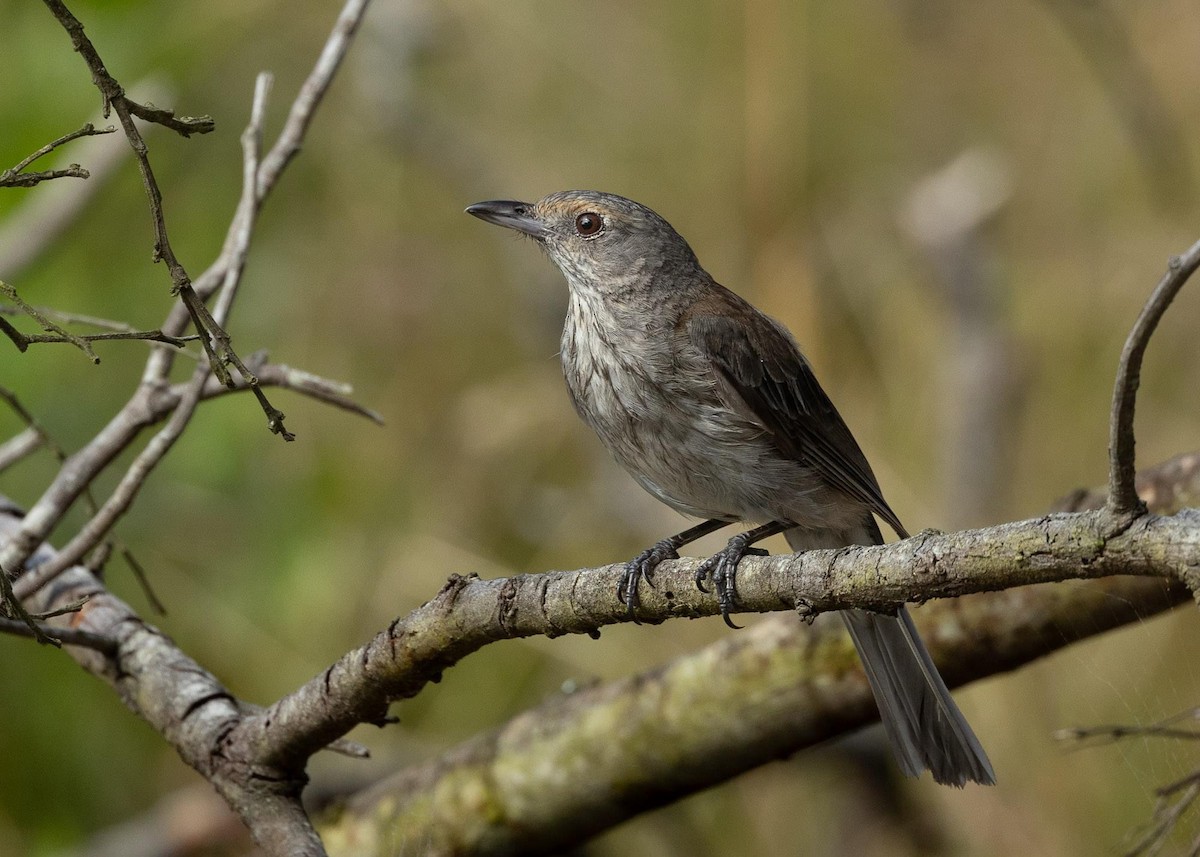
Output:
top-left (465, 200), bottom-right (549, 239)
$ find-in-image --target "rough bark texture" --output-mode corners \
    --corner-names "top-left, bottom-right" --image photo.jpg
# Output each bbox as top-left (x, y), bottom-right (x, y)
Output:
top-left (7, 453), bottom-right (1199, 857)
top-left (320, 453), bottom-right (1200, 856)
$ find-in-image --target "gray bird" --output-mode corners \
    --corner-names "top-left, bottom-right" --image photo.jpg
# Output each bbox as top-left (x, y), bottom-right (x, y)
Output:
top-left (467, 190), bottom-right (995, 787)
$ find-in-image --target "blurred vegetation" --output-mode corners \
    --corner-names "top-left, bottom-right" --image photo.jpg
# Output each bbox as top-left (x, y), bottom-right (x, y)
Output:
top-left (1, 0), bottom-right (1199, 854)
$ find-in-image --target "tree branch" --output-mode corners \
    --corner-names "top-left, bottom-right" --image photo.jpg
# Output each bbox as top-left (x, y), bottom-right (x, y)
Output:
top-left (239, 505), bottom-right (1198, 771)
top-left (5, 447), bottom-right (1196, 855)
top-left (0, 122), bottom-right (116, 188)
top-left (9, 357), bottom-right (377, 602)
top-left (143, 0), bottom-right (373, 385)
top-left (1108, 237), bottom-right (1200, 514)
top-left (1, 516), bottom-right (326, 856)
top-left (334, 580), bottom-right (1184, 856)
top-left (323, 455), bottom-right (1200, 855)
top-left (37, 0), bottom-right (305, 437)
top-left (2, 0), bottom-right (378, 600)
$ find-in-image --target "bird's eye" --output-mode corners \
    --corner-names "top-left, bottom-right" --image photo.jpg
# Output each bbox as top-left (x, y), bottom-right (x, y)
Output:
top-left (574, 212), bottom-right (603, 237)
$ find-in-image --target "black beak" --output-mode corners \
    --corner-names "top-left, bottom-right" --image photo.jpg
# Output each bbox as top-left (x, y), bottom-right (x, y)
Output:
top-left (465, 199), bottom-right (549, 239)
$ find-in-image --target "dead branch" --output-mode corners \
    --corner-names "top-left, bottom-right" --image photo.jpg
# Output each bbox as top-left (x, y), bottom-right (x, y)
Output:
top-left (1108, 237), bottom-right (1200, 515)
top-left (0, 123), bottom-right (116, 189)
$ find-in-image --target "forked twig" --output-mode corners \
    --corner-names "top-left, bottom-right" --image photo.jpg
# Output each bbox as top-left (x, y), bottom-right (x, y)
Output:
top-left (0, 123), bottom-right (116, 188)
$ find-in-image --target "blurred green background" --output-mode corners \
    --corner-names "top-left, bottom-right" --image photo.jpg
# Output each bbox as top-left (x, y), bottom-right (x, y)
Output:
top-left (2, 0), bottom-right (1199, 854)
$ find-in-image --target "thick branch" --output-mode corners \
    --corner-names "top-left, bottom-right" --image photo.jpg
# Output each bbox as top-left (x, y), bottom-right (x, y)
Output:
top-left (1, 514), bottom-right (325, 857)
top-left (4, 447), bottom-right (1196, 856)
top-left (239, 506), bottom-right (1199, 771)
top-left (324, 454), bottom-right (1200, 855)
top-left (333, 578), bottom-right (1184, 857)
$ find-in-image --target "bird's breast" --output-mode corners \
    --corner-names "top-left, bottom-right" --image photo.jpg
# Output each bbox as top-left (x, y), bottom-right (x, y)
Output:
top-left (559, 295), bottom-right (811, 521)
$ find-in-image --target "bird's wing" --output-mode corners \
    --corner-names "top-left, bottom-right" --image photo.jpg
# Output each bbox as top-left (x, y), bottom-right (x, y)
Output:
top-left (684, 291), bottom-right (908, 539)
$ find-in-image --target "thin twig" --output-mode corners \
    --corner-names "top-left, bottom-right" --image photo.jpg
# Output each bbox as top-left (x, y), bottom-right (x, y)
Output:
top-left (123, 547), bottom-right (166, 616)
top-left (189, 73), bottom-right (297, 440)
top-left (32, 596), bottom-right (89, 620)
top-left (17, 328), bottom-right (196, 348)
top-left (1056, 707), bottom-right (1200, 747)
top-left (146, 0), bottom-right (370, 385)
top-left (0, 106), bottom-right (130, 277)
top-left (0, 386), bottom-right (58, 473)
top-left (0, 122), bottom-right (116, 188)
top-left (14, 364), bottom-right (210, 597)
top-left (4, 354), bottom-right (377, 603)
top-left (39, 0), bottom-right (302, 439)
top-left (0, 565), bottom-right (55, 644)
top-left (1108, 237), bottom-right (1200, 514)
top-left (0, 279), bottom-right (99, 362)
top-left (123, 100), bottom-right (214, 138)
top-left (0, 613), bottom-right (116, 652)
top-left (0, 166), bottom-right (91, 188)
top-left (1127, 776), bottom-right (1200, 857)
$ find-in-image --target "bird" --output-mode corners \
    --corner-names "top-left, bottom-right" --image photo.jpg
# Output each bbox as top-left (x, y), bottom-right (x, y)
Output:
top-left (466, 190), bottom-right (995, 787)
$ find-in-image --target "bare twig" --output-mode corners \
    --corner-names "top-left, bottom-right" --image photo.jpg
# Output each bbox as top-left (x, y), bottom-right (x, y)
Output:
top-left (0, 279), bottom-right (99, 362)
top-left (38, 0), bottom-right (304, 439)
top-left (123, 548), bottom-right (166, 616)
top-left (5, 356), bottom-right (376, 603)
top-left (0, 613), bottom-right (116, 652)
top-left (1056, 705), bottom-right (1200, 854)
top-left (1126, 773), bottom-right (1200, 857)
top-left (0, 123), bottom-right (116, 188)
top-left (0, 427), bottom-right (43, 472)
top-left (0, 565), bottom-right (54, 644)
top-left (1108, 237), bottom-right (1200, 515)
top-left (123, 100), bottom-right (215, 138)
top-left (0, 320), bottom-right (198, 350)
top-left (145, 0), bottom-right (373, 384)
top-left (0, 92), bottom-right (147, 276)
top-left (0, 166), bottom-right (91, 188)
top-left (13, 364), bottom-right (209, 596)
top-left (1056, 707), bottom-right (1200, 746)
top-left (257, 0), bottom-right (370, 195)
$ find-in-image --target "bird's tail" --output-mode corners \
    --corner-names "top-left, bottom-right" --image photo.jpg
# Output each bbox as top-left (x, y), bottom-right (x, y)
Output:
top-left (785, 524), bottom-right (994, 787)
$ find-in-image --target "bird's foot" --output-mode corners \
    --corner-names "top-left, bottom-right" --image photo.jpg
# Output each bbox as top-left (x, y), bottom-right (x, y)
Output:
top-left (695, 536), bottom-right (768, 629)
top-left (618, 538), bottom-right (681, 620)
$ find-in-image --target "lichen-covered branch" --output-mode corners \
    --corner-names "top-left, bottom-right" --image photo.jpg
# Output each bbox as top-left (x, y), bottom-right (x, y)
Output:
top-left (318, 453), bottom-right (1200, 857)
top-left (327, 579), bottom-right (1184, 857)
top-left (235, 505), bottom-right (1198, 776)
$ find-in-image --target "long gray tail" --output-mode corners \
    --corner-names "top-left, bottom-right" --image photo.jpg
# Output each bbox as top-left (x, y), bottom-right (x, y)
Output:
top-left (841, 607), bottom-right (994, 786)
top-left (786, 526), bottom-right (994, 786)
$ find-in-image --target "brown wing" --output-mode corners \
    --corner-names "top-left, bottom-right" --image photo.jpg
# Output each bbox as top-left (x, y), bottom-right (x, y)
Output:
top-left (685, 292), bottom-right (909, 540)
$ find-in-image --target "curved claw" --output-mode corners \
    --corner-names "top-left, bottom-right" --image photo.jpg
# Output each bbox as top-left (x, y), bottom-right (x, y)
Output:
top-left (696, 541), bottom-right (770, 628)
top-left (619, 541), bottom-right (680, 621)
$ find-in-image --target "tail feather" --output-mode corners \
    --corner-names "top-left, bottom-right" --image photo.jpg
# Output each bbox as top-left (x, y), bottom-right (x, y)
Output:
top-left (786, 522), bottom-right (994, 787)
top-left (841, 608), bottom-right (995, 786)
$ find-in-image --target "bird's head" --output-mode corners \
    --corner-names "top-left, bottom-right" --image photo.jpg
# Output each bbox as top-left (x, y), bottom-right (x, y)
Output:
top-left (466, 190), bottom-right (701, 294)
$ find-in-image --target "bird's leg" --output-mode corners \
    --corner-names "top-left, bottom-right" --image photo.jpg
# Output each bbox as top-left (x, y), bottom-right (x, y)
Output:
top-left (620, 518), bottom-right (730, 618)
top-left (695, 520), bottom-right (794, 629)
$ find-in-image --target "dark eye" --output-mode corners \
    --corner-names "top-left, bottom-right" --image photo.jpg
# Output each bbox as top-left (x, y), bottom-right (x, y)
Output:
top-left (574, 212), bottom-right (603, 237)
